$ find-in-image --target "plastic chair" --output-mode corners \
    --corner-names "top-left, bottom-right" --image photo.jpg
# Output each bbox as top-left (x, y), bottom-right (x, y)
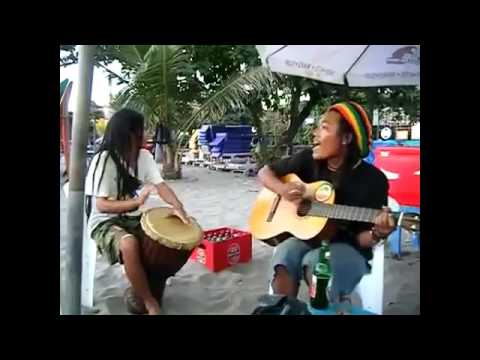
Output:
top-left (268, 241), bottom-right (385, 315)
top-left (81, 214), bottom-right (97, 309)
top-left (387, 198), bottom-right (421, 258)
top-left (62, 182), bottom-right (98, 312)
top-left (354, 242), bottom-right (384, 314)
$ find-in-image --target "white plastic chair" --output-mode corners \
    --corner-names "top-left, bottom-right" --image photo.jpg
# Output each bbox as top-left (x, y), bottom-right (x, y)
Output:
top-left (62, 182), bottom-right (98, 310)
top-left (351, 197), bottom-right (400, 314)
top-left (81, 213), bottom-right (97, 309)
top-left (353, 242), bottom-right (384, 314)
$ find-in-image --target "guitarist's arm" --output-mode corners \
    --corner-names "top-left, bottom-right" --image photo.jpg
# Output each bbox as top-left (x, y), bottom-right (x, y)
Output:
top-left (258, 150), bottom-right (311, 202)
top-left (258, 166), bottom-right (305, 202)
top-left (258, 165), bottom-right (288, 195)
top-left (356, 175), bottom-right (394, 247)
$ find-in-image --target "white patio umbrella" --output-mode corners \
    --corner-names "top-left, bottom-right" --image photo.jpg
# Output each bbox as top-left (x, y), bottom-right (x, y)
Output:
top-left (256, 45), bottom-right (420, 87)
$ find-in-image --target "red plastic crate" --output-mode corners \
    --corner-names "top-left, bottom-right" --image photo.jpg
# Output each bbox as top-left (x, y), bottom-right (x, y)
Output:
top-left (190, 227), bottom-right (252, 272)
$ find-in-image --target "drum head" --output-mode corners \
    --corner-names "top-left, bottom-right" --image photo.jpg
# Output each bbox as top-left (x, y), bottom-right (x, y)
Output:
top-left (141, 207), bottom-right (203, 250)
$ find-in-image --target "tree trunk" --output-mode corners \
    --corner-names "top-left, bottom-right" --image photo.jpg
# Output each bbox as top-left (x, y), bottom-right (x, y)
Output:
top-left (154, 143), bottom-right (162, 163)
top-left (280, 90), bottom-right (321, 149)
top-left (161, 142), bottom-right (182, 180)
top-left (249, 99), bottom-right (268, 168)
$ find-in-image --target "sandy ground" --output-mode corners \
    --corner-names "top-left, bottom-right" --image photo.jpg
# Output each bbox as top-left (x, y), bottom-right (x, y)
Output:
top-left (60, 158), bottom-right (420, 315)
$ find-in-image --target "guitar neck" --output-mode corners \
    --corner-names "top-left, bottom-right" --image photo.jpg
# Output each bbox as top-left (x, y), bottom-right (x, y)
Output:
top-left (309, 202), bottom-right (394, 224)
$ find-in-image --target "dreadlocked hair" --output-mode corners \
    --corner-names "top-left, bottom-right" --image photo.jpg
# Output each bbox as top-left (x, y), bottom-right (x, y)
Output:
top-left (330, 117), bottom-right (362, 189)
top-left (91, 109), bottom-right (145, 200)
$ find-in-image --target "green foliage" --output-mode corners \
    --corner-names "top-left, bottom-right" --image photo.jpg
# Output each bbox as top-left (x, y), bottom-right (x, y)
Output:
top-left (251, 111), bottom-right (289, 167)
top-left (183, 66), bottom-right (274, 133)
top-left (293, 123), bottom-right (315, 145)
top-left (61, 45), bottom-right (420, 156)
top-left (112, 45), bottom-right (193, 134)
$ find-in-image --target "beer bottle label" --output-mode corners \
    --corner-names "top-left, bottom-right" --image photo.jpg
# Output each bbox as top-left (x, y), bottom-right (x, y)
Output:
top-left (309, 274), bottom-right (317, 298)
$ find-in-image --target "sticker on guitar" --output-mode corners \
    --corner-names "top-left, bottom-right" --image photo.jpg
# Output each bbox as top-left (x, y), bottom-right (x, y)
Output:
top-left (315, 183), bottom-right (333, 202)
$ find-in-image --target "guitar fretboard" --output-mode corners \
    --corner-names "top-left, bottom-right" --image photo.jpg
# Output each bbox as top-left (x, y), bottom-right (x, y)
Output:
top-left (309, 203), bottom-right (386, 223)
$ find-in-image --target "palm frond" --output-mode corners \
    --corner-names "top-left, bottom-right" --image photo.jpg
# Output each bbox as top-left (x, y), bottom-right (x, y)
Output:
top-left (113, 86), bottom-right (158, 117)
top-left (112, 89), bottom-right (159, 131)
top-left (119, 45), bottom-right (143, 68)
top-left (133, 45), bottom-right (152, 61)
top-left (181, 66), bottom-right (274, 133)
top-left (114, 45), bottom-right (192, 129)
top-left (136, 45), bottom-right (190, 120)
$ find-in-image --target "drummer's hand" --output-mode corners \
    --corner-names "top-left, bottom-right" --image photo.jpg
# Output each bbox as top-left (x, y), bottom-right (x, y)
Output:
top-left (172, 206), bottom-right (190, 224)
top-left (137, 184), bottom-right (156, 206)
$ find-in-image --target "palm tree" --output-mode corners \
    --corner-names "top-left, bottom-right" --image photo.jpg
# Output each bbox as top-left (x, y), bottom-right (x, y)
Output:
top-left (113, 45), bottom-right (193, 179)
top-left (113, 45), bottom-right (275, 179)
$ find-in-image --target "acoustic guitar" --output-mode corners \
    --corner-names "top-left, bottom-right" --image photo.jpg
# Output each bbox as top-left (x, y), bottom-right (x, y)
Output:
top-left (249, 174), bottom-right (420, 245)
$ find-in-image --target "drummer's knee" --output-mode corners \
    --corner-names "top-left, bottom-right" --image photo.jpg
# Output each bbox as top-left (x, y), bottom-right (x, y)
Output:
top-left (119, 234), bottom-right (139, 255)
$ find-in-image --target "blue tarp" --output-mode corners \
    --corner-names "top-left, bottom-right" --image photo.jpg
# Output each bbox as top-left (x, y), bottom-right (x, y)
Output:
top-left (199, 124), bottom-right (253, 156)
top-left (209, 133), bottom-right (227, 147)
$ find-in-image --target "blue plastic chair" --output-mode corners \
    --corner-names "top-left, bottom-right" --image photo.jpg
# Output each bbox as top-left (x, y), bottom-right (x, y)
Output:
top-left (388, 205), bottom-right (420, 258)
top-left (308, 304), bottom-right (377, 315)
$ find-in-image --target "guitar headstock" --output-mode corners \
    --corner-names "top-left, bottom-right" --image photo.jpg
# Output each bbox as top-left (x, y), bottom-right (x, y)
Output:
top-left (395, 212), bottom-right (420, 232)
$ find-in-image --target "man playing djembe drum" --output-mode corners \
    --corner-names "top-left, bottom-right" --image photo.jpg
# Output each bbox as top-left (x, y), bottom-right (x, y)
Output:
top-left (85, 109), bottom-right (190, 315)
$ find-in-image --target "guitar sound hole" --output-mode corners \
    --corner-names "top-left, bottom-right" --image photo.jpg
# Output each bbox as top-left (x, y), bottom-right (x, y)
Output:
top-left (297, 200), bottom-right (312, 217)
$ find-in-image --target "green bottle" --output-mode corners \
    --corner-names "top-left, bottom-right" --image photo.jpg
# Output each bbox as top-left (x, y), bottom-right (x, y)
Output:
top-left (309, 242), bottom-right (331, 309)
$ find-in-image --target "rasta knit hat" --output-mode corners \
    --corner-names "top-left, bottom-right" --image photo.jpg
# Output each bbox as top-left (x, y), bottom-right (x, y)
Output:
top-left (329, 101), bottom-right (372, 158)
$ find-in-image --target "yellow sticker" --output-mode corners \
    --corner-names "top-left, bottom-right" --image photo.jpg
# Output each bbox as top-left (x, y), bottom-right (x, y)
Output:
top-left (315, 183), bottom-right (333, 202)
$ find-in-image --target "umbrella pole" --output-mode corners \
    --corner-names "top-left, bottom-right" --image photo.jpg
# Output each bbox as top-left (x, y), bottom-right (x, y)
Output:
top-left (61, 45), bottom-right (95, 315)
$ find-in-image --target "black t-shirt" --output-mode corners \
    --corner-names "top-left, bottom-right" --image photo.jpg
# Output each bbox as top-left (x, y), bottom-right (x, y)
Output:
top-left (269, 148), bottom-right (389, 262)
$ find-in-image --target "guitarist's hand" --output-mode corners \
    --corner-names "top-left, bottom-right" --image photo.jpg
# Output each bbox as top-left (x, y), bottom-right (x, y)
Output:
top-left (373, 206), bottom-right (395, 238)
top-left (358, 207), bottom-right (395, 248)
top-left (281, 182), bottom-right (306, 203)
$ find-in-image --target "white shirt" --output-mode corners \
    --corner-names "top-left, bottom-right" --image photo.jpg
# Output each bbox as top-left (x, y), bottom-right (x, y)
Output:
top-left (85, 149), bottom-right (164, 238)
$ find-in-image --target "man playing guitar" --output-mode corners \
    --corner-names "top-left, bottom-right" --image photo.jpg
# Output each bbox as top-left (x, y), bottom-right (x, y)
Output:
top-left (257, 101), bottom-right (396, 313)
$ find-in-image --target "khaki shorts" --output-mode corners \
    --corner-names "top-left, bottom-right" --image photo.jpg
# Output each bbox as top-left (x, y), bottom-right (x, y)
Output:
top-left (91, 215), bottom-right (143, 265)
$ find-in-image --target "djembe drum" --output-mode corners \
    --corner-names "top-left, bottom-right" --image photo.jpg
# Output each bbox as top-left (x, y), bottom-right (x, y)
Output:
top-left (125, 207), bottom-right (203, 314)
top-left (140, 207), bottom-right (203, 275)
